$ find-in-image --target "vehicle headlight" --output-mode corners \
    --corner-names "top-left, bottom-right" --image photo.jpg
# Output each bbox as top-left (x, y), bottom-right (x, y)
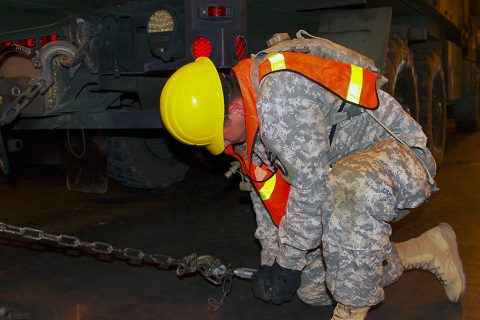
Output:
top-left (147, 10), bottom-right (174, 33)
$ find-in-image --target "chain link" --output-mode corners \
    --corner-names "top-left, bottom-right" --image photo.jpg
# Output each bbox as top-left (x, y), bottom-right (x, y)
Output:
top-left (207, 272), bottom-right (234, 312)
top-left (122, 247), bottom-right (145, 260)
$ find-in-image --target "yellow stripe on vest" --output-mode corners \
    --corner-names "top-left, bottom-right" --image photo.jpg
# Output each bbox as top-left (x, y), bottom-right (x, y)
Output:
top-left (346, 65), bottom-right (363, 104)
top-left (267, 53), bottom-right (286, 71)
top-left (259, 174), bottom-right (276, 200)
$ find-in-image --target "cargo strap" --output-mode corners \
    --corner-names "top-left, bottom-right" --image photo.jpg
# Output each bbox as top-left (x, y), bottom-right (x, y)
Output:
top-left (329, 101), bottom-right (347, 145)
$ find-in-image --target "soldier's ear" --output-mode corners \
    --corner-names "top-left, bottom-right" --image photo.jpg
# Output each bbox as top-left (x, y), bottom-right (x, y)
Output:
top-left (227, 99), bottom-right (245, 115)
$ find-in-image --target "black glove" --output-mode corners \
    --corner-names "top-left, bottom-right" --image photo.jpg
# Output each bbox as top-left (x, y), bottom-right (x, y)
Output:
top-left (252, 262), bottom-right (302, 305)
top-left (251, 265), bottom-right (273, 302)
top-left (270, 261), bottom-right (302, 304)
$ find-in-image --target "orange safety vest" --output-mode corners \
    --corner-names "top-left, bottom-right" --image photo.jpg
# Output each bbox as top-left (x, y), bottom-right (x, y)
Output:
top-left (225, 52), bottom-right (380, 226)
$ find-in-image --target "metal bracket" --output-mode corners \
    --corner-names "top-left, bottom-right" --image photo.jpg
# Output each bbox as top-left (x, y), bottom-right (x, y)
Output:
top-left (36, 40), bottom-right (79, 94)
top-left (0, 41), bottom-right (80, 128)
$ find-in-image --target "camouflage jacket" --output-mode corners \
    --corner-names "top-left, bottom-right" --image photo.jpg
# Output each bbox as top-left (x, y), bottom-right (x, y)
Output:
top-left (249, 70), bottom-right (436, 270)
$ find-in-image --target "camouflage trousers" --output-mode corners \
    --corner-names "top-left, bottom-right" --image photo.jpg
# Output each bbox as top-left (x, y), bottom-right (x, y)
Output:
top-left (297, 139), bottom-right (434, 307)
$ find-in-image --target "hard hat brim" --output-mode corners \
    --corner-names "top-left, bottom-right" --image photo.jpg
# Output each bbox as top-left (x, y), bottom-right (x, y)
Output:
top-left (206, 136), bottom-right (225, 155)
top-left (160, 57), bottom-right (226, 155)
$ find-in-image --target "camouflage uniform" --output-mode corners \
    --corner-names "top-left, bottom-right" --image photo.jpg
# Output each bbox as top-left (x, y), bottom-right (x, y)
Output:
top-left (249, 70), bottom-right (436, 308)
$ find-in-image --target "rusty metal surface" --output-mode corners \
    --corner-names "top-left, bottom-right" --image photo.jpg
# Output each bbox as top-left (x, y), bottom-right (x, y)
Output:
top-left (0, 121), bottom-right (478, 319)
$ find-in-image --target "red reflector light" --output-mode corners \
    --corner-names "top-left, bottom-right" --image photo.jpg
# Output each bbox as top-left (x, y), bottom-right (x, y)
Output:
top-left (18, 37), bottom-right (36, 48)
top-left (208, 6), bottom-right (226, 17)
top-left (192, 37), bottom-right (212, 58)
top-left (235, 36), bottom-right (246, 60)
top-left (0, 41), bottom-right (14, 49)
top-left (40, 33), bottom-right (60, 46)
top-left (27, 38), bottom-right (36, 47)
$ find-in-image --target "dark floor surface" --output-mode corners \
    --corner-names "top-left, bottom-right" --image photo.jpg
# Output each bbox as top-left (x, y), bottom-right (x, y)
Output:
top-left (0, 123), bottom-right (479, 320)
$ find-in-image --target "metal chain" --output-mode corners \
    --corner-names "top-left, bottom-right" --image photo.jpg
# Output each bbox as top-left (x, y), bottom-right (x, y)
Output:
top-left (0, 221), bottom-right (196, 272)
top-left (0, 42), bottom-right (79, 128)
top-left (0, 221), bottom-right (256, 312)
top-left (0, 82), bottom-right (42, 127)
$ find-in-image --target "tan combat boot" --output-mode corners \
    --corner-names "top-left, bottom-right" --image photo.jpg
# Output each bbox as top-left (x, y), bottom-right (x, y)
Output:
top-left (394, 223), bottom-right (466, 302)
top-left (331, 303), bottom-right (370, 320)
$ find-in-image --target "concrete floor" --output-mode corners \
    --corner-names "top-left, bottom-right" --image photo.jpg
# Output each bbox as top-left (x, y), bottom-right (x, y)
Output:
top-left (0, 123), bottom-right (479, 320)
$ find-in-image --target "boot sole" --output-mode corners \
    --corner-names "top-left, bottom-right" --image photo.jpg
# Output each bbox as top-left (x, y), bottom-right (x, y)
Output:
top-left (438, 223), bottom-right (467, 302)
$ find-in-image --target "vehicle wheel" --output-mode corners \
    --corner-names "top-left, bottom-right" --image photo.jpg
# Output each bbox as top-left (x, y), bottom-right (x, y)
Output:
top-left (413, 50), bottom-right (447, 166)
top-left (107, 135), bottom-right (189, 188)
top-left (383, 37), bottom-right (419, 121)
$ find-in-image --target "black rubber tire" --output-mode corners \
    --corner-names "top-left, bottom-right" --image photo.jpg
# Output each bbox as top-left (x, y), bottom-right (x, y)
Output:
top-left (413, 49), bottom-right (447, 166)
top-left (383, 37), bottom-right (419, 121)
top-left (107, 136), bottom-right (189, 189)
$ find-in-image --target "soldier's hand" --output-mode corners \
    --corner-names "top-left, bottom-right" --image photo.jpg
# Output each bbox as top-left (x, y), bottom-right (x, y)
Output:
top-left (270, 261), bottom-right (301, 304)
top-left (251, 262), bottom-right (301, 304)
top-left (251, 265), bottom-right (273, 302)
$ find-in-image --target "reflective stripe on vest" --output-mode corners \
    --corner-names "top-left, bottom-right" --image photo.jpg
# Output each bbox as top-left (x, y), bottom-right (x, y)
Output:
top-left (258, 174), bottom-right (276, 200)
top-left (347, 65), bottom-right (363, 104)
top-left (261, 52), bottom-right (378, 109)
top-left (267, 53), bottom-right (286, 71)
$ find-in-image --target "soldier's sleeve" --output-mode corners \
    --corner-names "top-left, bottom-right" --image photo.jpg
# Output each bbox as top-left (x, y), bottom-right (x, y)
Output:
top-left (372, 90), bottom-right (437, 177)
top-left (256, 71), bottom-right (333, 270)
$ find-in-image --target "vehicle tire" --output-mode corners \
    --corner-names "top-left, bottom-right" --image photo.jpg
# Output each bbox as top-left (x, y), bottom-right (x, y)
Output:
top-left (413, 49), bottom-right (447, 166)
top-left (107, 135), bottom-right (189, 189)
top-left (383, 37), bottom-right (419, 121)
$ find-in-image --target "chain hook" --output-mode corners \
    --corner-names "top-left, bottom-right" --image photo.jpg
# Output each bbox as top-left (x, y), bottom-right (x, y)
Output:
top-left (207, 271), bottom-right (234, 312)
top-left (196, 255), bottom-right (229, 285)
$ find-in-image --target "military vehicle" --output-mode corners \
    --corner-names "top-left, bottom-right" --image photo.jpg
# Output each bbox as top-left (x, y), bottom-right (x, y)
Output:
top-left (0, 0), bottom-right (247, 192)
top-left (0, 0), bottom-right (478, 191)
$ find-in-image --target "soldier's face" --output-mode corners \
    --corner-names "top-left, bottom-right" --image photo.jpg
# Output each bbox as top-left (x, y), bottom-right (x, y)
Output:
top-left (223, 97), bottom-right (246, 148)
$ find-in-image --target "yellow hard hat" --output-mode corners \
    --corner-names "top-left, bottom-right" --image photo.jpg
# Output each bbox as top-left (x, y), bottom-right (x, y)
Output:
top-left (160, 57), bottom-right (225, 155)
